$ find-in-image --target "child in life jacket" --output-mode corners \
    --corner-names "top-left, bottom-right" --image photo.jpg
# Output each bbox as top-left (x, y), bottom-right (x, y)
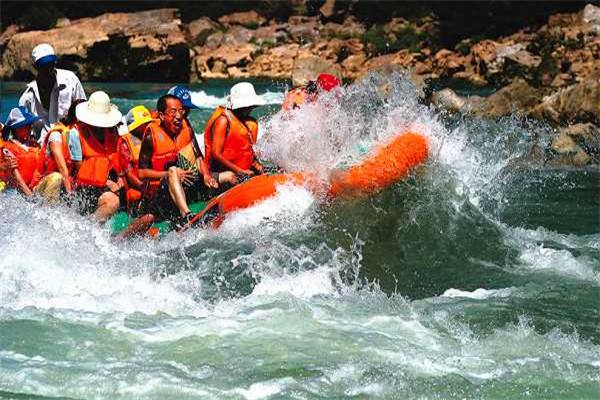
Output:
top-left (1, 107), bottom-right (42, 197)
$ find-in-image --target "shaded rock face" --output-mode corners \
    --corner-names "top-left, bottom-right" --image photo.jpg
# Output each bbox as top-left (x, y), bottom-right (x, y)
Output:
top-left (532, 67), bottom-right (600, 125)
top-left (0, 9), bottom-right (189, 82)
top-left (186, 17), bottom-right (218, 47)
top-left (218, 11), bottom-right (266, 28)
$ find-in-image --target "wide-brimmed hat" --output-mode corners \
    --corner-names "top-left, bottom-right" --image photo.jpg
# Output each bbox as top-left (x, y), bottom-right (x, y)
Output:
top-left (228, 82), bottom-right (265, 110)
top-left (167, 85), bottom-right (198, 109)
top-left (32, 43), bottom-right (58, 68)
top-left (76, 91), bottom-right (122, 128)
top-left (126, 105), bottom-right (157, 132)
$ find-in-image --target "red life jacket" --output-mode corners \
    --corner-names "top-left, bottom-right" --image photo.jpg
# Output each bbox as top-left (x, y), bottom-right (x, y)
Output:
top-left (74, 122), bottom-right (119, 188)
top-left (203, 106), bottom-right (257, 172)
top-left (39, 123), bottom-right (72, 176)
top-left (0, 139), bottom-right (41, 188)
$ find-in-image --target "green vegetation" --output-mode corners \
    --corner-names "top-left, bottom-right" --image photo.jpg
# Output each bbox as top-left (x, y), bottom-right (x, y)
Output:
top-left (242, 21), bottom-right (260, 30)
top-left (362, 24), bottom-right (427, 56)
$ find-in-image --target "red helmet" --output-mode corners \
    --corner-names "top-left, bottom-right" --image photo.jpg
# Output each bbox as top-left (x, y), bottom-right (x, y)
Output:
top-left (316, 73), bottom-right (341, 92)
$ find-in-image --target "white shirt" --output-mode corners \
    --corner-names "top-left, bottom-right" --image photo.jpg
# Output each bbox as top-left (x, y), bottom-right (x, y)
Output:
top-left (18, 68), bottom-right (86, 140)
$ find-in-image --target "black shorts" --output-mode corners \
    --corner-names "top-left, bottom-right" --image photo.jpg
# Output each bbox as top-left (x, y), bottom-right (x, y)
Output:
top-left (71, 186), bottom-right (116, 215)
top-left (141, 173), bottom-right (221, 222)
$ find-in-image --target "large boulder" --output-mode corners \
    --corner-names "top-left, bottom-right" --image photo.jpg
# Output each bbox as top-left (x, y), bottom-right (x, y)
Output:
top-left (532, 67), bottom-right (600, 124)
top-left (291, 53), bottom-right (342, 86)
top-left (247, 44), bottom-right (300, 79)
top-left (471, 78), bottom-right (542, 118)
top-left (193, 43), bottom-right (257, 79)
top-left (221, 26), bottom-right (254, 47)
top-left (218, 11), bottom-right (266, 28)
top-left (254, 24), bottom-right (289, 45)
top-left (0, 9), bottom-right (189, 82)
top-left (186, 17), bottom-right (218, 46)
top-left (287, 16), bottom-right (320, 44)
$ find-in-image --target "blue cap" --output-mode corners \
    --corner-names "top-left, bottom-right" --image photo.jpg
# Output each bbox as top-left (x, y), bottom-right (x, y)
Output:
top-left (4, 106), bottom-right (41, 132)
top-left (32, 43), bottom-right (58, 68)
top-left (167, 85), bottom-right (198, 109)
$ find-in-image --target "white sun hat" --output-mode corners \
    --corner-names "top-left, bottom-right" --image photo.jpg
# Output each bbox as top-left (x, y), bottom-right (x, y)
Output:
top-left (228, 82), bottom-right (266, 110)
top-left (76, 91), bottom-right (122, 128)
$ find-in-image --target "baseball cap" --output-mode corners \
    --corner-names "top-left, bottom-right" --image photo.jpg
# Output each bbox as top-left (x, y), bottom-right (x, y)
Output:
top-left (167, 85), bottom-right (198, 109)
top-left (32, 43), bottom-right (58, 68)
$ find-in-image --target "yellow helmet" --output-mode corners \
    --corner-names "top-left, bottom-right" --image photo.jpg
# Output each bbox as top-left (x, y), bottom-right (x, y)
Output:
top-left (125, 105), bottom-right (156, 132)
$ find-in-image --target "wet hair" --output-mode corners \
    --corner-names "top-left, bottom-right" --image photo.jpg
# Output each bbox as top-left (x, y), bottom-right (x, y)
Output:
top-left (306, 80), bottom-right (318, 94)
top-left (157, 94), bottom-right (181, 113)
top-left (61, 99), bottom-right (85, 125)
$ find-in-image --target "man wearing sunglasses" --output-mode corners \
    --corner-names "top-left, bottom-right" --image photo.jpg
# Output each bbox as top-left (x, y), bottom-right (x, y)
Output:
top-left (138, 95), bottom-right (218, 228)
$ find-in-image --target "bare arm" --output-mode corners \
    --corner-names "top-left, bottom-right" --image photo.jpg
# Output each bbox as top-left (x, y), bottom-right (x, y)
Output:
top-left (10, 168), bottom-right (33, 196)
top-left (49, 141), bottom-right (72, 192)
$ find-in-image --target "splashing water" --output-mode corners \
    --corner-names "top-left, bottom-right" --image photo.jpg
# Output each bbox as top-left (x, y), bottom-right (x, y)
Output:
top-left (0, 72), bottom-right (599, 399)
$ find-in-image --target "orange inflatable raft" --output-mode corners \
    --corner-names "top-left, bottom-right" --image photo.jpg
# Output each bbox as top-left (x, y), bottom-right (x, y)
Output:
top-left (184, 131), bottom-right (428, 230)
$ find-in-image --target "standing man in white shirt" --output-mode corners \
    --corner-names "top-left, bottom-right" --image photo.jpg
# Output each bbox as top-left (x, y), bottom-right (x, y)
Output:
top-left (18, 43), bottom-right (86, 141)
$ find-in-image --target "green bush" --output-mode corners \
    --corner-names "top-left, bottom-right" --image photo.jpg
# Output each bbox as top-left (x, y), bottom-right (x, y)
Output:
top-left (242, 21), bottom-right (260, 30)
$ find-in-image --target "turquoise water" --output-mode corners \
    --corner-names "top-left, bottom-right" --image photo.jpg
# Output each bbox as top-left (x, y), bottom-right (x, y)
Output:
top-left (0, 74), bottom-right (599, 399)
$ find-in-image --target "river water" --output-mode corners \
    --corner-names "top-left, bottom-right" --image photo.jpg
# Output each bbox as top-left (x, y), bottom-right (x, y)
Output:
top-left (0, 74), bottom-right (599, 399)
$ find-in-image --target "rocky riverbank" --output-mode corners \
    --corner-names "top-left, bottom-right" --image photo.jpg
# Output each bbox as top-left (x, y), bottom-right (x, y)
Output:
top-left (1, 3), bottom-right (598, 166)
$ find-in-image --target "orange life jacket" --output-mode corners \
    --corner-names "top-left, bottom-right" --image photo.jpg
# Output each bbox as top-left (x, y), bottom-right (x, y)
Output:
top-left (117, 133), bottom-right (143, 205)
top-left (0, 139), bottom-right (41, 188)
top-left (147, 120), bottom-right (193, 173)
top-left (203, 106), bottom-right (257, 172)
top-left (74, 122), bottom-right (119, 188)
top-left (39, 123), bottom-right (72, 176)
top-left (282, 87), bottom-right (309, 111)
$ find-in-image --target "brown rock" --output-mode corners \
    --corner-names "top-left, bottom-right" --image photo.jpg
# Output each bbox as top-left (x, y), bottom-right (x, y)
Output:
top-left (287, 16), bottom-right (320, 43)
top-left (0, 24), bottom-right (20, 50)
top-left (562, 123), bottom-right (600, 155)
top-left (321, 16), bottom-right (366, 39)
top-left (222, 26), bottom-right (254, 47)
top-left (292, 53), bottom-right (342, 86)
top-left (0, 9), bottom-right (189, 82)
top-left (341, 53), bottom-right (367, 80)
top-left (204, 31), bottom-right (224, 50)
top-left (187, 17), bottom-right (217, 46)
top-left (532, 67), bottom-right (600, 124)
top-left (254, 24), bottom-right (289, 45)
top-left (433, 49), bottom-right (466, 77)
top-left (247, 44), bottom-right (299, 79)
top-left (430, 88), bottom-right (468, 113)
top-left (55, 18), bottom-right (71, 28)
top-left (551, 132), bottom-right (578, 154)
top-left (320, 0), bottom-right (336, 19)
top-left (218, 11), bottom-right (266, 28)
top-left (473, 78), bottom-right (543, 118)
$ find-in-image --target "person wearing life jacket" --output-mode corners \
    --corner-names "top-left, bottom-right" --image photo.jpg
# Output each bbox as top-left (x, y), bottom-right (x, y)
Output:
top-left (36, 99), bottom-right (86, 202)
top-left (138, 95), bottom-right (221, 228)
top-left (0, 107), bottom-right (43, 197)
top-left (204, 82), bottom-right (266, 179)
top-left (117, 105), bottom-right (157, 213)
top-left (167, 85), bottom-right (238, 187)
top-left (67, 91), bottom-right (124, 223)
top-left (281, 73), bottom-right (342, 111)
